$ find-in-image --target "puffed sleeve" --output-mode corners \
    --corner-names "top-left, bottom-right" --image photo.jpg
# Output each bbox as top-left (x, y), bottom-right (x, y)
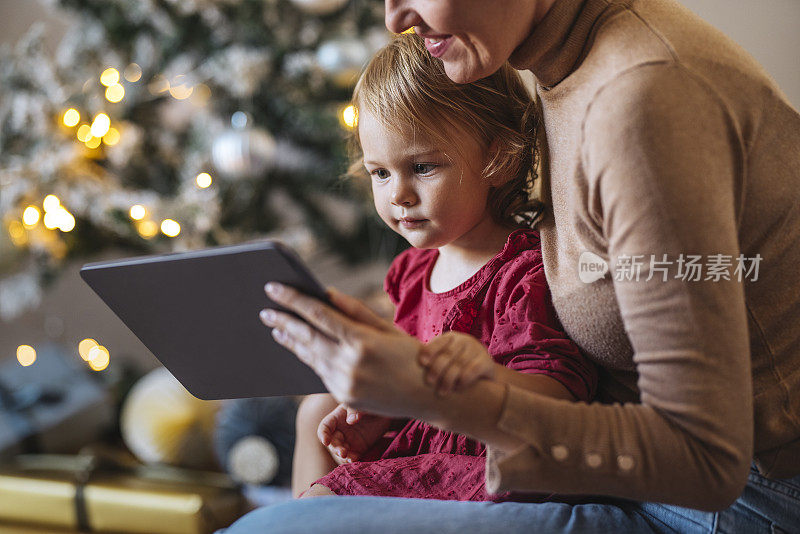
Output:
top-left (383, 248), bottom-right (414, 306)
top-left (487, 251), bottom-right (597, 402)
top-left (485, 64), bottom-right (753, 510)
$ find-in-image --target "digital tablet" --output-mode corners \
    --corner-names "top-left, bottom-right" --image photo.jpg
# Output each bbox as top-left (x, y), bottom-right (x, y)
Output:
top-left (80, 240), bottom-right (328, 400)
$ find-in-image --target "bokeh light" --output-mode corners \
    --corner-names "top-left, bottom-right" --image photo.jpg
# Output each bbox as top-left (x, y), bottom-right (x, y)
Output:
top-left (100, 67), bottom-right (120, 87)
top-left (87, 345), bottom-right (110, 371)
top-left (43, 195), bottom-right (61, 212)
top-left (63, 108), bottom-right (80, 127)
top-left (161, 219), bottom-right (181, 237)
top-left (196, 172), bottom-right (212, 188)
top-left (23, 206), bottom-right (40, 227)
top-left (137, 220), bottom-right (158, 238)
top-left (129, 205), bottom-right (146, 220)
top-left (123, 63), bottom-right (142, 82)
top-left (79, 338), bottom-right (99, 361)
top-left (341, 104), bottom-right (358, 129)
top-left (103, 127), bottom-right (121, 146)
top-left (77, 124), bottom-right (92, 142)
top-left (90, 113), bottom-right (111, 138)
top-left (17, 345), bottom-right (36, 367)
top-left (105, 84), bottom-right (125, 103)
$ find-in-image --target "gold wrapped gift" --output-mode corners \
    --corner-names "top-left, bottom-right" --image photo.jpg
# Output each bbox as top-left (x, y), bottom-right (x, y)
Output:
top-left (0, 454), bottom-right (246, 534)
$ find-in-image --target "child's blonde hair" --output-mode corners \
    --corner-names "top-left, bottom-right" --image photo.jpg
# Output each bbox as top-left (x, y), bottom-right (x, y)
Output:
top-left (347, 33), bottom-right (544, 228)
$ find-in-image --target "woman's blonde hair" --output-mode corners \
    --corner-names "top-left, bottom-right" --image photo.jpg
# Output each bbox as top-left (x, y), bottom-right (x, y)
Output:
top-left (347, 33), bottom-right (544, 228)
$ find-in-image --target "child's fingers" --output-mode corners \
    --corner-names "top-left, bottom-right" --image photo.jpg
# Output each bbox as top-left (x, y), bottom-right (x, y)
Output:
top-left (345, 406), bottom-right (361, 424)
top-left (419, 335), bottom-right (455, 366)
top-left (425, 350), bottom-right (458, 386)
top-left (437, 359), bottom-right (466, 395)
top-left (455, 359), bottom-right (491, 390)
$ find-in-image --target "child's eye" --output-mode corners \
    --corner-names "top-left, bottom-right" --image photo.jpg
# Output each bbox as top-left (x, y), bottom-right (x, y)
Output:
top-left (413, 163), bottom-right (436, 175)
top-left (370, 168), bottom-right (390, 181)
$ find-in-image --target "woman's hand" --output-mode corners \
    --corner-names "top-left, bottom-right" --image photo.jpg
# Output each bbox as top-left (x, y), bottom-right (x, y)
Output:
top-left (318, 404), bottom-right (393, 463)
top-left (259, 283), bottom-right (430, 418)
top-left (420, 331), bottom-right (499, 396)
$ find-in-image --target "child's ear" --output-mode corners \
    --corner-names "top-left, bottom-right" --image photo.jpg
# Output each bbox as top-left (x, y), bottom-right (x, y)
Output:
top-left (484, 139), bottom-right (507, 187)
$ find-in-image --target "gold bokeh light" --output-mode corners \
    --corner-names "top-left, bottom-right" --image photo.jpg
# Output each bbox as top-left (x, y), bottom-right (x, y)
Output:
top-left (161, 219), bottom-right (181, 237)
top-left (105, 84), bottom-right (125, 103)
top-left (79, 338), bottom-right (98, 361)
top-left (23, 206), bottom-right (40, 227)
top-left (17, 345), bottom-right (36, 367)
top-left (100, 67), bottom-right (120, 87)
top-left (63, 108), bottom-right (80, 127)
top-left (196, 172), bottom-right (212, 188)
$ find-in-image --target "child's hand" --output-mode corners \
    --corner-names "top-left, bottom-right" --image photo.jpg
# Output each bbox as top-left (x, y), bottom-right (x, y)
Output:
top-left (317, 404), bottom-right (393, 463)
top-left (419, 332), bottom-right (498, 396)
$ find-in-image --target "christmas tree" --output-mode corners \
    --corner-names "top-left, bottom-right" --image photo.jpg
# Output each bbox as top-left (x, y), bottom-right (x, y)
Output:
top-left (0, 0), bottom-right (401, 322)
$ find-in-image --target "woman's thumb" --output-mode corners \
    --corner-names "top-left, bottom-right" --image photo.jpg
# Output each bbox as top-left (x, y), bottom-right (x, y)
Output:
top-left (346, 406), bottom-right (360, 424)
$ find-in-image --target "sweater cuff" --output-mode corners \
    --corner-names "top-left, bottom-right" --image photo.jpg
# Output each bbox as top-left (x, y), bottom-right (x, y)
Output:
top-left (485, 383), bottom-right (546, 493)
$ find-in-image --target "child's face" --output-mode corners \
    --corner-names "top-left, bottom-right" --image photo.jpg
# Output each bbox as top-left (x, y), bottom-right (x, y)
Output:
top-left (359, 109), bottom-right (495, 251)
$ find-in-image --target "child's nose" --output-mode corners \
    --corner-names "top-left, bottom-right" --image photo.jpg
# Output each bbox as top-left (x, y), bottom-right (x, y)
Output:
top-left (390, 180), bottom-right (418, 207)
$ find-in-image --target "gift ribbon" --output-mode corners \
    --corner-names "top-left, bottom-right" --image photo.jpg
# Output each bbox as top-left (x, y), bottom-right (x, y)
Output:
top-left (5, 451), bottom-right (240, 532)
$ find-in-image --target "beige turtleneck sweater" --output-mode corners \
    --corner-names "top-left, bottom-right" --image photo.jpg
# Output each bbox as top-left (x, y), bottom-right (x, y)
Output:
top-left (484, 0), bottom-right (800, 510)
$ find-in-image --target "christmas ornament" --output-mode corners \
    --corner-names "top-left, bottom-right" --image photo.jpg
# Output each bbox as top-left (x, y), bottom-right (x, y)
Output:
top-left (214, 397), bottom-right (297, 486)
top-left (211, 113), bottom-right (276, 179)
top-left (120, 367), bottom-right (221, 469)
top-left (316, 37), bottom-right (370, 86)
top-left (290, 0), bottom-right (349, 16)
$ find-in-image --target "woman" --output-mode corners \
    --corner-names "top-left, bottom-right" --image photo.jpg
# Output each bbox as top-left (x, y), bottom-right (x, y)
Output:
top-left (227, 0), bottom-right (800, 531)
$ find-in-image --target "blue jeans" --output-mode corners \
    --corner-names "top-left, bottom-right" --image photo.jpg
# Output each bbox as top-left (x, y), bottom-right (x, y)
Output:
top-left (222, 465), bottom-right (800, 533)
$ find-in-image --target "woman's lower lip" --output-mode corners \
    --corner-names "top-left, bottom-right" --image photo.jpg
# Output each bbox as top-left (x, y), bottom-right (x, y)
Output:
top-left (400, 219), bottom-right (427, 229)
top-left (424, 37), bottom-right (452, 58)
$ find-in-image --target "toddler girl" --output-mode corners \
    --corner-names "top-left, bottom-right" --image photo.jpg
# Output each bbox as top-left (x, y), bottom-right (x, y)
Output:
top-left (292, 33), bottom-right (596, 502)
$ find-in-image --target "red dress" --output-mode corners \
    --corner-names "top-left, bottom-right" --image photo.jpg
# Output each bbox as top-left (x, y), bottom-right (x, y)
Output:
top-left (312, 229), bottom-right (597, 501)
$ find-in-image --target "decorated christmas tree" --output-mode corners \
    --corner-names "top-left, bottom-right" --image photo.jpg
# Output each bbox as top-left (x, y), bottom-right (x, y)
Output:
top-left (0, 0), bottom-right (400, 322)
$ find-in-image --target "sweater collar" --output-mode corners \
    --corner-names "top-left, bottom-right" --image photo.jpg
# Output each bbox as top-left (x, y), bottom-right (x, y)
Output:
top-left (509, 0), bottom-right (612, 88)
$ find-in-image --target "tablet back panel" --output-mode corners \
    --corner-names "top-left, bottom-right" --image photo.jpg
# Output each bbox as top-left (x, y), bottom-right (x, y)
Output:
top-left (80, 241), bottom-right (327, 399)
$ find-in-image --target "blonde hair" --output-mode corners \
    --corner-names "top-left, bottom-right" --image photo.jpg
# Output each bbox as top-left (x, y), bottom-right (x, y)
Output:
top-left (347, 33), bottom-right (544, 228)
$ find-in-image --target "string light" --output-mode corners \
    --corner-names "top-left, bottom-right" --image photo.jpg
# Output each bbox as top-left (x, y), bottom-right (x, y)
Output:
top-left (196, 172), bottom-right (212, 188)
top-left (160, 219), bottom-right (181, 237)
top-left (105, 84), bottom-right (125, 103)
top-left (23, 206), bottom-right (40, 227)
top-left (17, 345), bottom-right (36, 367)
top-left (123, 63), bottom-right (142, 83)
top-left (63, 108), bottom-right (80, 127)
top-left (43, 195), bottom-right (61, 212)
top-left (169, 75), bottom-right (193, 100)
top-left (137, 220), bottom-right (158, 238)
top-left (58, 211), bottom-right (76, 232)
top-left (87, 345), bottom-right (110, 371)
top-left (7, 220), bottom-right (27, 246)
top-left (90, 113), bottom-right (111, 138)
top-left (85, 136), bottom-right (102, 149)
top-left (129, 205), bottom-right (146, 220)
top-left (100, 67), bottom-right (120, 87)
top-left (340, 104), bottom-right (358, 129)
top-left (103, 127), bottom-right (121, 146)
top-left (79, 338), bottom-right (98, 360)
top-left (77, 124), bottom-right (92, 142)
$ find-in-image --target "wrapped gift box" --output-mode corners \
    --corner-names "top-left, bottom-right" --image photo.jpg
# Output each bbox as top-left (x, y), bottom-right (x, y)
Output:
top-left (0, 344), bottom-right (112, 458)
top-left (0, 454), bottom-right (247, 534)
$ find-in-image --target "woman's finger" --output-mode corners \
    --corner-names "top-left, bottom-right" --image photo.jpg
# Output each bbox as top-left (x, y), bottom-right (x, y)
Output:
top-left (265, 283), bottom-right (362, 343)
top-left (327, 287), bottom-right (394, 332)
top-left (260, 309), bottom-right (337, 374)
